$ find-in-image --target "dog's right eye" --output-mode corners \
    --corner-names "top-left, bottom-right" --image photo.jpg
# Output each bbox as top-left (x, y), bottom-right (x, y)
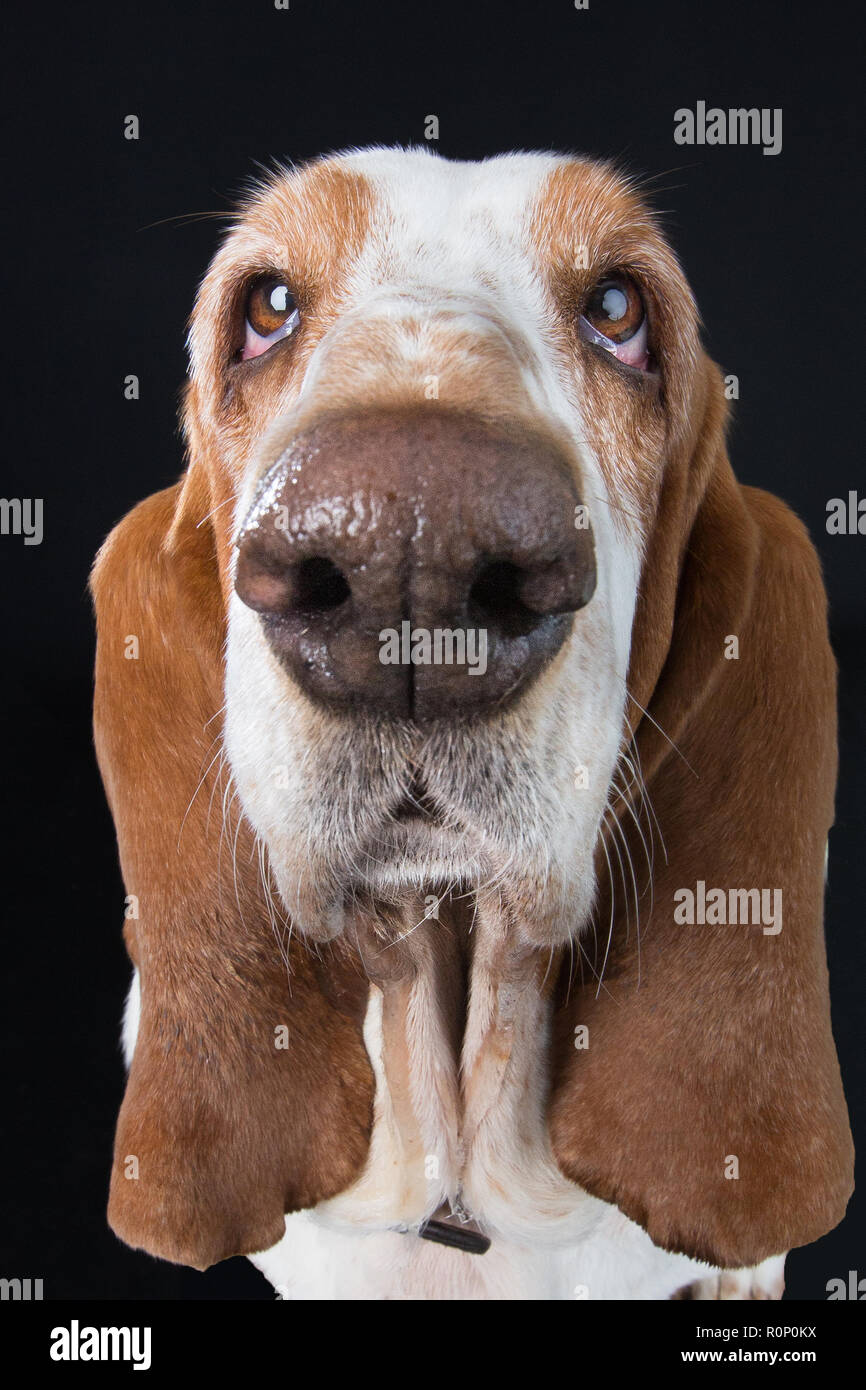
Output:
top-left (242, 276), bottom-right (300, 360)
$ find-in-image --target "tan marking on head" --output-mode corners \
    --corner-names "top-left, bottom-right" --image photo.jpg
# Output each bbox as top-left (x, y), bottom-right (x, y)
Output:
top-left (530, 159), bottom-right (701, 536)
top-left (181, 158), bottom-right (378, 598)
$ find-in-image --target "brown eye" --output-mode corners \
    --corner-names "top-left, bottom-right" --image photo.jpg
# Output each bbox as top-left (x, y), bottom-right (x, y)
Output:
top-left (247, 277), bottom-right (297, 336)
top-left (242, 276), bottom-right (301, 360)
top-left (583, 275), bottom-right (644, 344)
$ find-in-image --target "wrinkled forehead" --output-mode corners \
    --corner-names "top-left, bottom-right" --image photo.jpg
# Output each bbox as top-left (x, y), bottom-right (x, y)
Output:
top-left (215, 148), bottom-right (669, 293)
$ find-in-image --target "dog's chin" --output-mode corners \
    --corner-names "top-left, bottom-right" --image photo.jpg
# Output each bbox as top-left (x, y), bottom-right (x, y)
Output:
top-left (266, 806), bottom-right (596, 950)
top-left (354, 816), bottom-right (486, 895)
top-left (267, 818), bottom-right (483, 942)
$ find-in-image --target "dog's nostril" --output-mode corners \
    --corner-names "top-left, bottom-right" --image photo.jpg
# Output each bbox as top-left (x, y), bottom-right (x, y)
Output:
top-left (471, 560), bottom-right (524, 615)
top-left (469, 560), bottom-right (536, 634)
top-left (470, 547), bottom-right (595, 634)
top-left (292, 557), bottom-right (351, 614)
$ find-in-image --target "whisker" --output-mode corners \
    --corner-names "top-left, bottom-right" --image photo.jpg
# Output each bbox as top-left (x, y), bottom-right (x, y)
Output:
top-left (177, 742), bottom-right (225, 849)
top-left (625, 688), bottom-right (699, 779)
top-left (196, 493), bottom-right (240, 529)
top-left (137, 210), bottom-right (236, 233)
top-left (594, 824), bottom-right (617, 998)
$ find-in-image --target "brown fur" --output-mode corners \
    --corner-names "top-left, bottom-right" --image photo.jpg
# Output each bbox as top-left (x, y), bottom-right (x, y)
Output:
top-left (92, 489), bottom-right (374, 1269)
top-left (549, 406), bottom-right (853, 1265)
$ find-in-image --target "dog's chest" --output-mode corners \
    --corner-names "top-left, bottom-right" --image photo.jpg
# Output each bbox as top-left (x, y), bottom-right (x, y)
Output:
top-left (251, 944), bottom-right (713, 1300)
top-left (251, 1204), bottom-right (713, 1300)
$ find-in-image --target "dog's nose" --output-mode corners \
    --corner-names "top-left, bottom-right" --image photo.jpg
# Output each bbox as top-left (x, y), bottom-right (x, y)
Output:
top-left (235, 410), bottom-right (595, 719)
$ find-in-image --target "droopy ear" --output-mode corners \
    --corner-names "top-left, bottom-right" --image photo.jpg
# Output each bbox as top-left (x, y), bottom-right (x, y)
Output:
top-left (549, 358), bottom-right (854, 1270)
top-left (91, 478), bottom-right (373, 1270)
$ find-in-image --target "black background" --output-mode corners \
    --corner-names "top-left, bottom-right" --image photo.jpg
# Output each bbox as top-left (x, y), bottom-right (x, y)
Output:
top-left (1, 0), bottom-right (862, 1300)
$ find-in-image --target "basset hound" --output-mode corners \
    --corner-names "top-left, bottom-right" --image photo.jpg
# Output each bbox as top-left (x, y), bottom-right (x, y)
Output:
top-left (92, 147), bottom-right (853, 1301)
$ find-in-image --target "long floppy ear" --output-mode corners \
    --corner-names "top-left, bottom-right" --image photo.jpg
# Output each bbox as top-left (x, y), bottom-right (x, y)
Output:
top-left (91, 477), bottom-right (373, 1270)
top-left (549, 358), bottom-right (854, 1270)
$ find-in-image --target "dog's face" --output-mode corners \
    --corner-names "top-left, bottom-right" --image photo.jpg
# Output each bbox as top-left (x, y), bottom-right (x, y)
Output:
top-left (183, 148), bottom-right (702, 945)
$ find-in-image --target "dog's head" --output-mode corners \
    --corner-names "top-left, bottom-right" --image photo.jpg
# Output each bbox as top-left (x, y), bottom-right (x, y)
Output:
top-left (181, 148), bottom-right (710, 945)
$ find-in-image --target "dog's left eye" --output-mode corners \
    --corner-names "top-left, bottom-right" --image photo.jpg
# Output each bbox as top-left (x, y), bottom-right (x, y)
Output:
top-left (242, 276), bottom-right (301, 360)
top-left (579, 274), bottom-right (649, 371)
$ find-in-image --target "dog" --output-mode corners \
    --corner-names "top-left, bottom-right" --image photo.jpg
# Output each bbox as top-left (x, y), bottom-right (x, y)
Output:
top-left (91, 147), bottom-right (853, 1300)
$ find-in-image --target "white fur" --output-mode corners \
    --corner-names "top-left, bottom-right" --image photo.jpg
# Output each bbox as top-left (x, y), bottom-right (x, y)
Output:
top-left (121, 968), bottom-right (140, 1069)
top-left (253, 1206), bottom-right (713, 1301)
top-left (224, 150), bottom-right (640, 946)
top-left (252, 1207), bottom-right (785, 1301)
